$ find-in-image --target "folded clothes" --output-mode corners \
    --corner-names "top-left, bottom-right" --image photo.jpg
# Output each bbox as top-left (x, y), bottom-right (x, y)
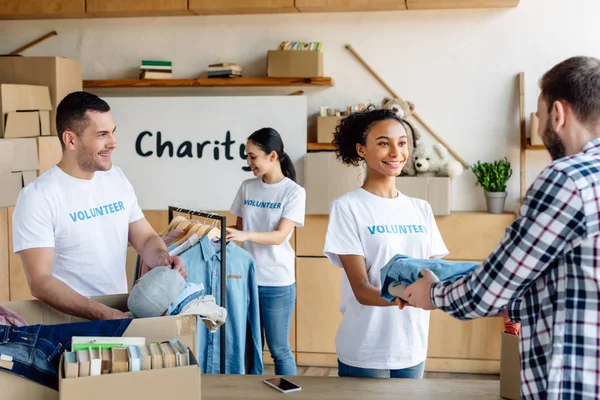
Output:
top-left (380, 254), bottom-right (479, 302)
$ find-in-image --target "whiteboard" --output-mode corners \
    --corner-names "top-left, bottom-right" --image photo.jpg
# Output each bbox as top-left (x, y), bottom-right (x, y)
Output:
top-left (105, 96), bottom-right (307, 210)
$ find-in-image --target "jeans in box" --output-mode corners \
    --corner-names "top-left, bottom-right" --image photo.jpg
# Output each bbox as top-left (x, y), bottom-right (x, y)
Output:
top-left (0, 318), bottom-right (131, 390)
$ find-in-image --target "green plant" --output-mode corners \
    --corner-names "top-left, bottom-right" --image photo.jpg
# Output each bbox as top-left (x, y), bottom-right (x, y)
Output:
top-left (470, 158), bottom-right (513, 192)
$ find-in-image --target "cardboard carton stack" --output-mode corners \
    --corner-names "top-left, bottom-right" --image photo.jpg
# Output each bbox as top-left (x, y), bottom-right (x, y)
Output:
top-left (0, 56), bottom-right (82, 136)
top-left (0, 84), bottom-right (63, 207)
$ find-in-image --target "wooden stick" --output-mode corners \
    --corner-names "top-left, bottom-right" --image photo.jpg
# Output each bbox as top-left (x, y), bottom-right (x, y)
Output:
top-left (10, 31), bottom-right (58, 55)
top-left (345, 44), bottom-right (469, 169)
top-left (519, 72), bottom-right (527, 201)
top-left (289, 90), bottom-right (305, 96)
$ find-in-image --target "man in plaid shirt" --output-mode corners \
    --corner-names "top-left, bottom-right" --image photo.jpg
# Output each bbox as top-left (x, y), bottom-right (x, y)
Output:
top-left (405, 56), bottom-right (600, 400)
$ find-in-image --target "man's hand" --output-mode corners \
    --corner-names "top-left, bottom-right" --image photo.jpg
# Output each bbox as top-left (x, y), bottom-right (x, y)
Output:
top-left (156, 251), bottom-right (187, 279)
top-left (102, 308), bottom-right (131, 320)
top-left (404, 269), bottom-right (440, 310)
top-left (391, 297), bottom-right (412, 310)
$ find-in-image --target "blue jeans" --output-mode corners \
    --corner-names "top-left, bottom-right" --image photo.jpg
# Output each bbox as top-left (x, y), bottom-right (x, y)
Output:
top-left (0, 319), bottom-right (131, 390)
top-left (337, 359), bottom-right (425, 379)
top-left (259, 284), bottom-right (296, 376)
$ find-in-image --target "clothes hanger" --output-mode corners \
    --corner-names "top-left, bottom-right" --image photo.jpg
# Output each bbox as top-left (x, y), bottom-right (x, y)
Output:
top-left (158, 215), bottom-right (188, 237)
top-left (172, 223), bottom-right (203, 247)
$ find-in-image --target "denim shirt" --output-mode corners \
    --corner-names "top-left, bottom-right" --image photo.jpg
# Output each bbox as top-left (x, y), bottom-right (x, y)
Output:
top-left (380, 254), bottom-right (479, 302)
top-left (179, 236), bottom-right (263, 374)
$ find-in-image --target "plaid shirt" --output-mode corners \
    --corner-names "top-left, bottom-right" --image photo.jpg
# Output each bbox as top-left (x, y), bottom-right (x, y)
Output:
top-left (431, 138), bottom-right (600, 400)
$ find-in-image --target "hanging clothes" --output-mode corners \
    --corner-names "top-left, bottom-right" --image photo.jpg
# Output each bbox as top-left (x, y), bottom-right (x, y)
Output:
top-left (177, 235), bottom-right (263, 374)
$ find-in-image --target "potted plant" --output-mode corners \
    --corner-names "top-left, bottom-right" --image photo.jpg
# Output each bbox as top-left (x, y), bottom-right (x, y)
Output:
top-left (470, 158), bottom-right (513, 214)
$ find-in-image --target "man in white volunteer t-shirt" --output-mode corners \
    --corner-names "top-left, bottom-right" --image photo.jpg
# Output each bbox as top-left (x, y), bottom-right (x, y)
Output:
top-left (12, 91), bottom-right (186, 321)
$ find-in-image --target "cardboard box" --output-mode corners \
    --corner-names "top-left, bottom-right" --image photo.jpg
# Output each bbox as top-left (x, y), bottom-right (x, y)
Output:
top-left (267, 50), bottom-right (323, 78)
top-left (0, 57), bottom-right (82, 136)
top-left (38, 136), bottom-right (62, 174)
top-left (304, 153), bottom-right (452, 215)
top-left (0, 208), bottom-right (9, 302)
top-left (500, 332), bottom-right (521, 400)
top-left (1, 138), bottom-right (39, 172)
top-left (304, 152), bottom-right (363, 214)
top-left (0, 139), bottom-right (15, 172)
top-left (396, 177), bottom-right (451, 216)
top-left (1, 295), bottom-right (200, 400)
top-left (0, 84), bottom-right (52, 138)
top-left (22, 170), bottom-right (38, 187)
top-left (0, 172), bottom-right (22, 207)
top-left (317, 116), bottom-right (343, 143)
top-left (58, 353), bottom-right (200, 400)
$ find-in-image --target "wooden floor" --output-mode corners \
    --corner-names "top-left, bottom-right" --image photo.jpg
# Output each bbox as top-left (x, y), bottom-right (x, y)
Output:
top-left (264, 365), bottom-right (500, 380)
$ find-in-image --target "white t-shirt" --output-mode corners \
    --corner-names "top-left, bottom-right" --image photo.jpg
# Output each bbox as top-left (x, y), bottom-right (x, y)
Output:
top-left (230, 177), bottom-right (306, 286)
top-left (323, 188), bottom-right (448, 370)
top-left (12, 166), bottom-right (144, 296)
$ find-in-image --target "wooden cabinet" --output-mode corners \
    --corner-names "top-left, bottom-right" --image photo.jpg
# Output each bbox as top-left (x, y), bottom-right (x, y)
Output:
top-left (189, 0), bottom-right (297, 15)
top-left (295, 0), bottom-right (406, 12)
top-left (406, 0), bottom-right (519, 9)
top-left (0, 0), bottom-right (85, 19)
top-left (86, 0), bottom-right (191, 17)
top-left (296, 257), bottom-right (342, 355)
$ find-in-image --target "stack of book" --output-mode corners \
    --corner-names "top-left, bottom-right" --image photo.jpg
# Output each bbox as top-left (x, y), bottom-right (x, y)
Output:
top-left (277, 41), bottom-right (323, 51)
top-left (207, 63), bottom-right (242, 78)
top-left (63, 336), bottom-right (191, 377)
top-left (139, 60), bottom-right (172, 79)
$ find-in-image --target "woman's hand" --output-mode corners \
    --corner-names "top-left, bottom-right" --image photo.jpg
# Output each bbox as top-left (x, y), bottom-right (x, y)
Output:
top-left (225, 227), bottom-right (249, 242)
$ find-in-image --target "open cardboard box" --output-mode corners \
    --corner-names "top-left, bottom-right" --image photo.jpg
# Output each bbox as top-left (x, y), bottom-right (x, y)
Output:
top-left (0, 84), bottom-right (52, 138)
top-left (0, 294), bottom-right (201, 400)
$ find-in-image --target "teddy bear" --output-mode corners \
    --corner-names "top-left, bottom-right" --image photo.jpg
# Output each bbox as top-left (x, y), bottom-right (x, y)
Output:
top-left (380, 97), bottom-right (421, 176)
top-left (412, 143), bottom-right (464, 179)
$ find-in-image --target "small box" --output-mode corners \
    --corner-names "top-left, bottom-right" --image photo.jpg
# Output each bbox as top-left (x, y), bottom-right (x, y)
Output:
top-left (396, 177), bottom-right (451, 216)
top-left (0, 84), bottom-right (52, 138)
top-left (267, 50), bottom-right (323, 78)
top-left (21, 170), bottom-right (38, 187)
top-left (38, 136), bottom-right (63, 174)
top-left (317, 116), bottom-right (343, 143)
top-left (500, 332), bottom-right (521, 400)
top-left (0, 139), bottom-right (15, 172)
top-left (0, 57), bottom-right (82, 136)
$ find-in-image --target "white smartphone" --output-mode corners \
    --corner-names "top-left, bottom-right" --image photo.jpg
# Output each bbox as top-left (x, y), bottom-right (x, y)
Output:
top-left (263, 377), bottom-right (302, 393)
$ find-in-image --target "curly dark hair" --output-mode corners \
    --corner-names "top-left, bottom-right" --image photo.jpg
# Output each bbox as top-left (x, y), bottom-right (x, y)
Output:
top-left (332, 105), bottom-right (414, 166)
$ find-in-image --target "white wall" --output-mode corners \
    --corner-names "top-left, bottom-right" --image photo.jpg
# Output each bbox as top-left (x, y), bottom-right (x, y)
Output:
top-left (3, 0), bottom-right (590, 212)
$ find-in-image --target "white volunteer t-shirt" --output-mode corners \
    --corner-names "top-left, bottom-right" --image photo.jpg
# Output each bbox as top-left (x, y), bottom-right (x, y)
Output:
top-left (323, 188), bottom-right (448, 370)
top-left (230, 177), bottom-right (306, 286)
top-left (12, 165), bottom-right (144, 296)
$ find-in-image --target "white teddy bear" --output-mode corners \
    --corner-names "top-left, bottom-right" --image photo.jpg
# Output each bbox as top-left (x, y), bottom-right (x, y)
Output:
top-left (412, 143), bottom-right (464, 179)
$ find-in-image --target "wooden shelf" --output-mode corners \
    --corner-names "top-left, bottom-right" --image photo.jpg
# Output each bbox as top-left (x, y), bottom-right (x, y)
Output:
top-left (307, 143), bottom-right (335, 151)
top-left (83, 77), bottom-right (334, 96)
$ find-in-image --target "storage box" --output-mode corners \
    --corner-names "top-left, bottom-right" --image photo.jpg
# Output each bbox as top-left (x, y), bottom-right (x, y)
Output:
top-left (267, 50), bottom-right (323, 78)
top-left (0, 294), bottom-right (200, 400)
top-left (58, 352), bottom-right (201, 400)
top-left (0, 57), bottom-right (82, 136)
top-left (317, 116), bottom-right (343, 143)
top-left (0, 139), bottom-right (15, 172)
top-left (304, 152), bottom-right (363, 214)
top-left (38, 136), bottom-right (62, 174)
top-left (500, 332), bottom-right (521, 400)
top-left (0, 172), bottom-right (22, 207)
top-left (0, 84), bottom-right (52, 138)
top-left (22, 170), bottom-right (38, 187)
top-left (0, 138), bottom-right (39, 172)
top-left (396, 176), bottom-right (451, 216)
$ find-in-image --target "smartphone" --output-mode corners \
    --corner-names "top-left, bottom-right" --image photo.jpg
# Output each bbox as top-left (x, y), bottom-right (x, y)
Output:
top-left (263, 377), bottom-right (302, 393)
